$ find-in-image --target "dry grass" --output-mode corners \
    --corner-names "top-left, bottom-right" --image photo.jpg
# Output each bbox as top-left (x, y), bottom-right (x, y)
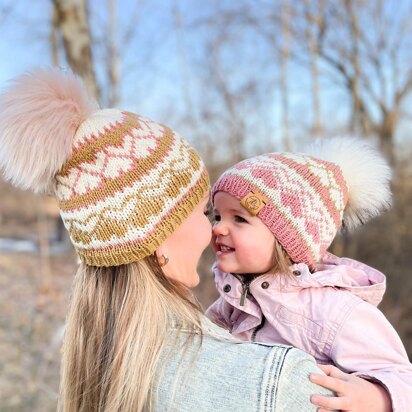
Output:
top-left (0, 170), bottom-right (411, 411)
top-left (0, 252), bottom-right (76, 412)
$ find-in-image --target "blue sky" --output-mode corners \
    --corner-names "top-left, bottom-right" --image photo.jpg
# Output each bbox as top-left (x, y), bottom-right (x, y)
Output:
top-left (0, 0), bottom-right (411, 158)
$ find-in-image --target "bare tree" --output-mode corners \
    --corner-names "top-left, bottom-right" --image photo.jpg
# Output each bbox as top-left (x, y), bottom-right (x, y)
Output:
top-left (302, 0), bottom-right (324, 136)
top-left (52, 0), bottom-right (100, 100)
top-left (280, 0), bottom-right (291, 149)
top-left (209, 1), bottom-right (412, 161)
top-left (48, 0), bottom-right (101, 246)
top-left (50, 4), bottom-right (60, 66)
top-left (106, 0), bottom-right (120, 107)
top-left (173, 0), bottom-right (194, 124)
top-left (202, 32), bottom-right (249, 164)
top-left (313, 0), bottom-right (412, 163)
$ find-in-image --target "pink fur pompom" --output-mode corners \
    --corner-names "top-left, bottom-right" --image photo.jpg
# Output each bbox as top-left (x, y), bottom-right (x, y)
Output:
top-left (0, 67), bottom-right (98, 193)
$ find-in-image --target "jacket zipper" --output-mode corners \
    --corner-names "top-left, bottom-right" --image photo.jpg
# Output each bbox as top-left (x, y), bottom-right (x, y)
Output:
top-left (240, 280), bottom-right (252, 306)
top-left (233, 274), bottom-right (254, 306)
top-left (232, 274), bottom-right (265, 341)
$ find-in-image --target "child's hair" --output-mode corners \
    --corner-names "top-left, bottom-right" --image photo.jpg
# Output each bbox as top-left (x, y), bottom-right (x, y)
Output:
top-left (212, 138), bottom-right (392, 270)
top-left (272, 236), bottom-right (293, 274)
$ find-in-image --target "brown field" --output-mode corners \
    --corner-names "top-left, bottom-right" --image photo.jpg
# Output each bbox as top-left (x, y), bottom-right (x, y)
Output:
top-left (1, 176), bottom-right (411, 411)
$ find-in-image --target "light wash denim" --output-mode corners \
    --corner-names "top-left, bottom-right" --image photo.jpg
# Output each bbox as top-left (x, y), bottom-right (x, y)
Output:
top-left (153, 318), bottom-right (332, 411)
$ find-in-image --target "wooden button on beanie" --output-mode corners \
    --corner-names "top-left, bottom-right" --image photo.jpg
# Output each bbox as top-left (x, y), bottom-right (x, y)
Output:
top-left (0, 68), bottom-right (210, 266)
top-left (213, 138), bottom-right (391, 269)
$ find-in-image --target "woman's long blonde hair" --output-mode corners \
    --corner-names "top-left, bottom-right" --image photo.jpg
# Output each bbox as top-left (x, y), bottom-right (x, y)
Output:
top-left (58, 255), bottom-right (202, 412)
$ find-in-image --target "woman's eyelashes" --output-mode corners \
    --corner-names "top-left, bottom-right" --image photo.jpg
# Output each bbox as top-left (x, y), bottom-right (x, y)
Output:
top-left (204, 206), bottom-right (212, 216)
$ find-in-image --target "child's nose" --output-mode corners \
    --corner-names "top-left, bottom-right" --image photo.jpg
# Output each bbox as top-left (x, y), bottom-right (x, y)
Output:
top-left (212, 220), bottom-right (228, 236)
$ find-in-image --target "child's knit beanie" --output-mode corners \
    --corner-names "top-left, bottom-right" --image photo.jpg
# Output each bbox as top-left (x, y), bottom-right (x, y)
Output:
top-left (0, 68), bottom-right (209, 266)
top-left (212, 138), bottom-right (391, 269)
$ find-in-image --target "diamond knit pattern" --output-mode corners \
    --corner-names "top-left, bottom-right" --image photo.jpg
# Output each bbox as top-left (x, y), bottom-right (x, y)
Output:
top-left (213, 152), bottom-right (348, 268)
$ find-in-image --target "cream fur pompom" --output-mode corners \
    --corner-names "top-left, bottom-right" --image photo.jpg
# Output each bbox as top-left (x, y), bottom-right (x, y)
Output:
top-left (0, 67), bottom-right (98, 194)
top-left (304, 137), bottom-right (392, 230)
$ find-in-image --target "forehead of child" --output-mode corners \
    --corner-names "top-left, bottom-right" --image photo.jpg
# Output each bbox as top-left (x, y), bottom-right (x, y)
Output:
top-left (213, 191), bottom-right (250, 214)
top-left (213, 192), bottom-right (272, 234)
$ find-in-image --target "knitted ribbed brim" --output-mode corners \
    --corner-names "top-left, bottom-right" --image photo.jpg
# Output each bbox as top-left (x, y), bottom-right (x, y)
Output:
top-left (56, 110), bottom-right (210, 266)
top-left (212, 152), bottom-right (347, 269)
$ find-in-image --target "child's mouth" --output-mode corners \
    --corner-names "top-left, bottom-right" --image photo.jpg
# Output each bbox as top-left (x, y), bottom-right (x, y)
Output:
top-left (216, 243), bottom-right (235, 256)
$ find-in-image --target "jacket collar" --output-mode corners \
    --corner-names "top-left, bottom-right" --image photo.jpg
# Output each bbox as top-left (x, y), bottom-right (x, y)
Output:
top-left (213, 252), bottom-right (386, 307)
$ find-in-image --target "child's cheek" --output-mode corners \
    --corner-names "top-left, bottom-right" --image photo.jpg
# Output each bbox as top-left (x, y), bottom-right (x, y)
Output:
top-left (211, 233), bottom-right (218, 254)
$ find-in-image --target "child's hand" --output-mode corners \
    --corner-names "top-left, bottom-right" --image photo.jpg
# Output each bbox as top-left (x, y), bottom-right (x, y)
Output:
top-left (310, 364), bottom-right (392, 412)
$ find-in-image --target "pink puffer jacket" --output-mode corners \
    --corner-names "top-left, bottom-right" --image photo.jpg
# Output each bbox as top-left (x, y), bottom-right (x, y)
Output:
top-left (206, 253), bottom-right (412, 412)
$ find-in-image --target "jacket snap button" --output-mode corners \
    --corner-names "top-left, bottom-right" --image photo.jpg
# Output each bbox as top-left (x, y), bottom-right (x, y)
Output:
top-left (261, 281), bottom-right (269, 289)
top-left (223, 284), bottom-right (231, 293)
top-left (293, 270), bottom-right (301, 276)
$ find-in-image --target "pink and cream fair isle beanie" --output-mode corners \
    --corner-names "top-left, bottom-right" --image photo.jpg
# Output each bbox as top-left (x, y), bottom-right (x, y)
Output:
top-left (212, 138), bottom-right (391, 269)
top-left (0, 68), bottom-right (209, 266)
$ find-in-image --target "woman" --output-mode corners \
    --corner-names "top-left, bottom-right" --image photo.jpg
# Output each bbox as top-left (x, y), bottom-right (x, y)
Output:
top-left (0, 67), bottom-right (333, 412)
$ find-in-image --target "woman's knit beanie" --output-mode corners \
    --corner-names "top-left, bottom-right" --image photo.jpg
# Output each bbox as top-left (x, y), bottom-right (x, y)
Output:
top-left (0, 68), bottom-right (210, 266)
top-left (212, 138), bottom-right (391, 269)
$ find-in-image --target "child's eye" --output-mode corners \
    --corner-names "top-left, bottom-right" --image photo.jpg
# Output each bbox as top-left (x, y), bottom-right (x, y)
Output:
top-left (235, 215), bottom-right (247, 223)
top-left (214, 214), bottom-right (221, 222)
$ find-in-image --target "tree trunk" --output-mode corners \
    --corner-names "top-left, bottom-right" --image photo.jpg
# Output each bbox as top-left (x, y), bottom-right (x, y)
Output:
top-left (52, 0), bottom-right (100, 101)
top-left (50, 5), bottom-right (60, 66)
top-left (280, 0), bottom-right (291, 150)
top-left (107, 0), bottom-right (119, 107)
top-left (51, 0), bottom-right (100, 245)
top-left (378, 109), bottom-right (398, 165)
top-left (305, 6), bottom-right (322, 136)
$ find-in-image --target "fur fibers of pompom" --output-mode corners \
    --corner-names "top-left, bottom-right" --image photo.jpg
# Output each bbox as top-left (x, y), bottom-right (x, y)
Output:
top-left (0, 67), bottom-right (98, 194)
top-left (304, 137), bottom-right (392, 231)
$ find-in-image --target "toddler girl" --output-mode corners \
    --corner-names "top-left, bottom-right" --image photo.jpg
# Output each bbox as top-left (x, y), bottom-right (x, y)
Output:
top-left (207, 138), bottom-right (412, 411)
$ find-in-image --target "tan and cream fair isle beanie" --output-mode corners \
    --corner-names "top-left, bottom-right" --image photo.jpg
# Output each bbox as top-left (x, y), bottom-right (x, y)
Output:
top-left (0, 68), bottom-right (210, 266)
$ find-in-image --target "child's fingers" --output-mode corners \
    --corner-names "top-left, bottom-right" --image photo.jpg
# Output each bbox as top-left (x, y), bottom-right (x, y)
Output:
top-left (317, 363), bottom-right (348, 379)
top-left (310, 373), bottom-right (347, 394)
top-left (311, 394), bottom-right (350, 411)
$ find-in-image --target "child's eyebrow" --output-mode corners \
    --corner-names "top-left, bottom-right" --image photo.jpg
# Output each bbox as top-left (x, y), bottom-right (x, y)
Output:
top-left (229, 207), bottom-right (249, 215)
top-left (214, 206), bottom-right (249, 215)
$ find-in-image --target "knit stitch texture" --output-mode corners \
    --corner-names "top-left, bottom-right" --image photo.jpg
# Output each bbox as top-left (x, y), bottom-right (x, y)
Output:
top-left (212, 152), bottom-right (348, 268)
top-left (56, 110), bottom-right (209, 266)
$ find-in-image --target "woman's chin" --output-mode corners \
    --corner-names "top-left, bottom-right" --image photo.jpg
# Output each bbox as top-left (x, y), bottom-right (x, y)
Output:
top-left (186, 272), bottom-right (200, 289)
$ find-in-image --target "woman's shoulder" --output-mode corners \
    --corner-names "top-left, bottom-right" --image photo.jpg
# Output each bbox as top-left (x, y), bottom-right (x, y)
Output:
top-left (169, 317), bottom-right (294, 368)
top-left (153, 318), bottom-right (330, 411)
top-left (199, 317), bottom-right (293, 363)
